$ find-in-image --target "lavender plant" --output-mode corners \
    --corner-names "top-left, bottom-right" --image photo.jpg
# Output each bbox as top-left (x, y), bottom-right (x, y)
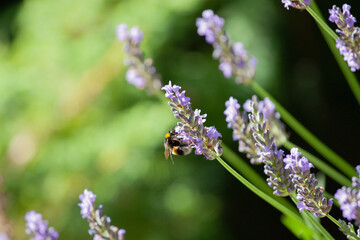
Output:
top-left (79, 189), bottom-right (126, 240)
top-left (329, 4), bottom-right (360, 72)
top-left (116, 23), bottom-right (162, 93)
top-left (284, 148), bottom-right (333, 217)
top-left (115, 8), bottom-right (356, 238)
top-left (25, 211), bottom-right (59, 240)
top-left (224, 96), bottom-right (287, 164)
top-left (248, 101), bottom-right (294, 196)
top-left (162, 81), bottom-right (222, 160)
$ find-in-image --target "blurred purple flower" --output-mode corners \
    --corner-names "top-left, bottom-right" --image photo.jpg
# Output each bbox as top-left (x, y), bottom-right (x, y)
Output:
top-left (196, 9), bottom-right (224, 44)
top-left (0, 233), bottom-right (10, 240)
top-left (125, 68), bottom-right (146, 89)
top-left (79, 189), bottom-right (96, 219)
top-left (335, 166), bottom-right (360, 226)
top-left (219, 62), bottom-right (233, 78)
top-left (196, 10), bottom-right (257, 84)
top-left (116, 23), bottom-right (162, 92)
top-left (25, 211), bottom-right (59, 240)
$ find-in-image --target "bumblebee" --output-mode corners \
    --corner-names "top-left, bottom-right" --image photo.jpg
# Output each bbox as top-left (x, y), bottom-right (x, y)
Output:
top-left (164, 129), bottom-right (192, 163)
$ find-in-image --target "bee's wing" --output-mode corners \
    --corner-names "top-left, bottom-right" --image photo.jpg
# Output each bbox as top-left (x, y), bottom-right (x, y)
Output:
top-left (164, 141), bottom-right (169, 160)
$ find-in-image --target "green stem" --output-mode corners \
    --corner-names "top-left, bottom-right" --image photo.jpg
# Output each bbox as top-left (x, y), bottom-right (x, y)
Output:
top-left (283, 140), bottom-right (351, 187)
top-left (304, 211), bottom-right (334, 240)
top-left (306, 7), bottom-right (338, 40)
top-left (327, 215), bottom-right (342, 228)
top-left (221, 143), bottom-right (296, 212)
top-left (251, 81), bottom-right (356, 178)
top-left (299, 211), bottom-right (322, 240)
top-left (290, 195), bottom-right (334, 240)
top-left (308, 2), bottom-right (360, 105)
top-left (216, 156), bottom-right (302, 222)
top-left (222, 144), bottom-right (271, 193)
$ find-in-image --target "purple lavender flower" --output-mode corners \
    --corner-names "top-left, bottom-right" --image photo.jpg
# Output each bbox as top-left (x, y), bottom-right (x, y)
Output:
top-left (224, 96), bottom-right (287, 165)
top-left (284, 148), bottom-right (333, 217)
top-left (116, 24), bottom-right (143, 46)
top-left (0, 233), bottom-right (10, 240)
top-left (329, 4), bottom-right (356, 29)
top-left (116, 23), bottom-right (161, 92)
top-left (219, 62), bottom-right (232, 78)
top-left (162, 81), bottom-right (222, 160)
top-left (25, 210), bottom-right (59, 240)
top-left (281, 0), bottom-right (311, 10)
top-left (116, 24), bottom-right (128, 42)
top-left (125, 68), bottom-right (146, 89)
top-left (79, 189), bottom-right (126, 240)
top-left (329, 4), bottom-right (360, 72)
top-left (79, 188), bottom-right (96, 219)
top-left (224, 97), bottom-right (240, 128)
top-left (335, 166), bottom-right (360, 226)
top-left (248, 100), bottom-right (294, 195)
top-left (196, 10), bottom-right (257, 84)
top-left (128, 26), bottom-right (143, 45)
top-left (196, 10), bottom-right (224, 44)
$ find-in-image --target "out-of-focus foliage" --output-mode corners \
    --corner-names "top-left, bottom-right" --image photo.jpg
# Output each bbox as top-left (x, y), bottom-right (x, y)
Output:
top-left (1, 0), bottom-right (359, 239)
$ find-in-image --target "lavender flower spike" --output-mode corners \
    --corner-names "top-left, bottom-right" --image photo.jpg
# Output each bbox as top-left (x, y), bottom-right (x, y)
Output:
top-left (335, 166), bottom-right (360, 226)
top-left (284, 148), bottom-right (333, 217)
top-left (162, 81), bottom-right (222, 160)
top-left (248, 100), bottom-right (294, 196)
top-left (225, 96), bottom-right (287, 165)
top-left (196, 10), bottom-right (257, 85)
top-left (329, 4), bottom-right (360, 72)
top-left (116, 23), bottom-right (162, 92)
top-left (25, 210), bottom-right (59, 240)
top-left (281, 0), bottom-right (311, 10)
top-left (79, 189), bottom-right (126, 240)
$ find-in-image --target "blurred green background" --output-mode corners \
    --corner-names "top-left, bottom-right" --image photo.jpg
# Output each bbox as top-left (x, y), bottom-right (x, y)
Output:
top-left (0, 0), bottom-right (359, 239)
